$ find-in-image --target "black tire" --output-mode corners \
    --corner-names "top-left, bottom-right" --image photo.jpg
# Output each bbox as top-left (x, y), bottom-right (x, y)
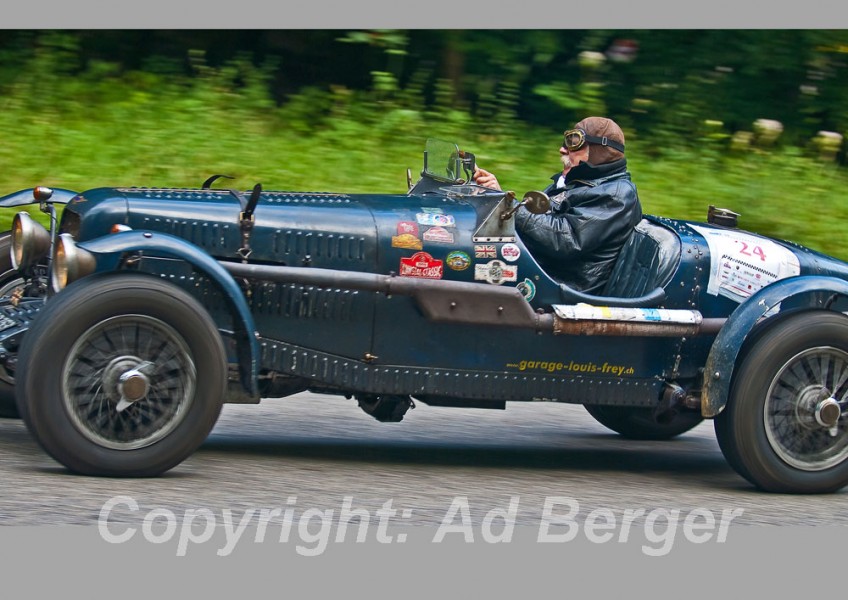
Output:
top-left (15, 273), bottom-right (227, 476)
top-left (713, 407), bottom-right (756, 485)
top-left (714, 311), bottom-right (848, 493)
top-left (583, 404), bottom-right (703, 440)
top-left (0, 230), bottom-right (24, 419)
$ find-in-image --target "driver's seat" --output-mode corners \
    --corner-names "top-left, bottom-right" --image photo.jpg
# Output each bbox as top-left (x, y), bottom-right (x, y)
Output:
top-left (555, 218), bottom-right (681, 308)
top-left (602, 219), bottom-right (681, 298)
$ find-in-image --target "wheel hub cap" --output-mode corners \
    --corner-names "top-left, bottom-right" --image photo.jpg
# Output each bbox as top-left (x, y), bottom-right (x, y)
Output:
top-left (102, 356), bottom-right (144, 401)
top-left (815, 397), bottom-right (841, 429)
top-left (119, 371), bottom-right (150, 402)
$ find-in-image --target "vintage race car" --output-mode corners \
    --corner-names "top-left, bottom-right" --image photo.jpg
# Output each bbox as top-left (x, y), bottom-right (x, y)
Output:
top-left (2, 139), bottom-right (848, 493)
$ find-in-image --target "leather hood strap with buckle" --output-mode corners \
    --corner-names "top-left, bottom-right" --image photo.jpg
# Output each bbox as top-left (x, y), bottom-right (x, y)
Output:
top-left (237, 183), bottom-right (262, 262)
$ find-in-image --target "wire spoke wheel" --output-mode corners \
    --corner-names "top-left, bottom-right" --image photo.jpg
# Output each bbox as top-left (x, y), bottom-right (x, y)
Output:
top-left (764, 347), bottom-right (848, 471)
top-left (16, 273), bottom-right (227, 476)
top-left (715, 311), bottom-right (848, 493)
top-left (63, 315), bottom-right (197, 450)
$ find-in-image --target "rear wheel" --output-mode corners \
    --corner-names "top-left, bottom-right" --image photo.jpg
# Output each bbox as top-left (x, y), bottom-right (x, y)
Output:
top-left (0, 230), bottom-right (25, 418)
top-left (16, 273), bottom-right (227, 476)
top-left (583, 404), bottom-right (703, 440)
top-left (714, 311), bottom-right (848, 493)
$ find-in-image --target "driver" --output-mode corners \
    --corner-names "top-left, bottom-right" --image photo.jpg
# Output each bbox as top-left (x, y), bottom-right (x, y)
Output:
top-left (473, 116), bottom-right (642, 294)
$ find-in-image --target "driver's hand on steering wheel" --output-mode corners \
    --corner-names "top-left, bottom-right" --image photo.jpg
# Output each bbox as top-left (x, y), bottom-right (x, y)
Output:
top-left (473, 167), bottom-right (502, 191)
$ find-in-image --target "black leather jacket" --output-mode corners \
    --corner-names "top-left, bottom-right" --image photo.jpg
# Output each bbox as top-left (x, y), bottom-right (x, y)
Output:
top-left (515, 159), bottom-right (642, 294)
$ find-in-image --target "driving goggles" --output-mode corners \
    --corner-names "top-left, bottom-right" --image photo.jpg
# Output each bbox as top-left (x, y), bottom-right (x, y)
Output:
top-left (563, 128), bottom-right (625, 153)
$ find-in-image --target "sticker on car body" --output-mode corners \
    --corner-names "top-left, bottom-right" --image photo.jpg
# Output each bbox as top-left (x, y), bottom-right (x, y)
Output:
top-left (391, 234), bottom-right (423, 250)
top-left (517, 278), bottom-right (536, 301)
top-left (474, 244), bottom-right (497, 258)
top-left (423, 227), bottom-right (455, 244)
top-left (474, 260), bottom-right (517, 285)
top-left (690, 225), bottom-right (801, 303)
top-left (416, 213), bottom-right (456, 227)
top-left (399, 252), bottom-right (444, 279)
top-left (501, 243), bottom-right (521, 262)
top-left (445, 251), bottom-right (471, 271)
top-left (397, 221), bottom-right (419, 236)
top-left (553, 304), bottom-right (702, 323)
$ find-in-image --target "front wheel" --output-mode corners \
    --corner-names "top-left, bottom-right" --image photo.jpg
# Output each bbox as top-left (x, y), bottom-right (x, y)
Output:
top-left (16, 273), bottom-right (228, 476)
top-left (715, 311), bottom-right (848, 493)
top-left (583, 404), bottom-right (703, 440)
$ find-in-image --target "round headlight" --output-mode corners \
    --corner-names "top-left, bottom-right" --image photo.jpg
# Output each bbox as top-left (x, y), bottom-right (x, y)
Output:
top-left (11, 212), bottom-right (51, 270)
top-left (52, 233), bottom-right (96, 293)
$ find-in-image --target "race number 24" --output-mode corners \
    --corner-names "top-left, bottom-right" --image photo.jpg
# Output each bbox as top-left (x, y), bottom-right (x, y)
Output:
top-left (736, 240), bottom-right (766, 261)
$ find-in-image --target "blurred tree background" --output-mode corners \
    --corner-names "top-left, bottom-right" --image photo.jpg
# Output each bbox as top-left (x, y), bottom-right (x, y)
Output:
top-left (1, 29), bottom-right (847, 258)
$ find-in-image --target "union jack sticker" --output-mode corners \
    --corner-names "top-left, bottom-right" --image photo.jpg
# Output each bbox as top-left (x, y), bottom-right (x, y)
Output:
top-left (474, 244), bottom-right (496, 259)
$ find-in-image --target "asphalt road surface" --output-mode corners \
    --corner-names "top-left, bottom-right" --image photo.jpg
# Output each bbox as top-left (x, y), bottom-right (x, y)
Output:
top-left (0, 391), bottom-right (845, 528)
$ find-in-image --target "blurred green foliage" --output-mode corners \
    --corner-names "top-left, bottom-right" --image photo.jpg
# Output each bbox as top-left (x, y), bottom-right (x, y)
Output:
top-left (1, 30), bottom-right (847, 261)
